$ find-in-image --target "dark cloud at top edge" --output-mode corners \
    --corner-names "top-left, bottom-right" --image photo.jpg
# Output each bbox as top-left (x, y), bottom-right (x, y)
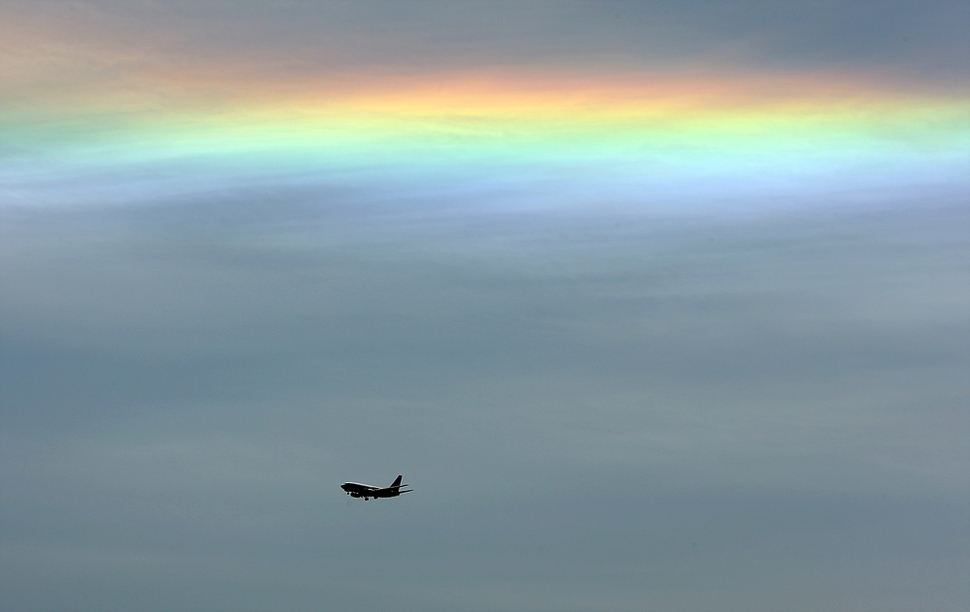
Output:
top-left (4, 0), bottom-right (969, 85)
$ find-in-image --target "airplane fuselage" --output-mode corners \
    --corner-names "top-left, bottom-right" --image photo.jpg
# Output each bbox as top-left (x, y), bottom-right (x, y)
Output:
top-left (341, 475), bottom-right (411, 500)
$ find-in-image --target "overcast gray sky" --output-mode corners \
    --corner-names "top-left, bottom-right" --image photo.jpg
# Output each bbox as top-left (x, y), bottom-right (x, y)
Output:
top-left (2, 0), bottom-right (969, 91)
top-left (2, 2), bottom-right (969, 611)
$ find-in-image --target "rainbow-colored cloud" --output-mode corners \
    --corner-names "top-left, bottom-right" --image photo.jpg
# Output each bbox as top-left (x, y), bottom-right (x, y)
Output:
top-left (4, 69), bottom-right (969, 213)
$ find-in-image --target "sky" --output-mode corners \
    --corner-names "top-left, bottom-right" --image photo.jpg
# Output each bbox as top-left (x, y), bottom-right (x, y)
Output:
top-left (1, 2), bottom-right (969, 611)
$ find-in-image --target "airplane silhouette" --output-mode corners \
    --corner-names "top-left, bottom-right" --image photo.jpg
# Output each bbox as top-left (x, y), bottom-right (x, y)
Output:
top-left (341, 475), bottom-right (412, 500)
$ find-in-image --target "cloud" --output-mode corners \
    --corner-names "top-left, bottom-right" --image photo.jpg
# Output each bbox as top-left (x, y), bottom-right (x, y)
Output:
top-left (2, 3), bottom-right (968, 609)
top-left (3, 0), bottom-right (968, 88)
top-left (3, 197), bottom-right (969, 609)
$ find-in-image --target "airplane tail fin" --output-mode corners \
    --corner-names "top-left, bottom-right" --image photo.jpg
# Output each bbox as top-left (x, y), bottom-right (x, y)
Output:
top-left (391, 475), bottom-right (403, 488)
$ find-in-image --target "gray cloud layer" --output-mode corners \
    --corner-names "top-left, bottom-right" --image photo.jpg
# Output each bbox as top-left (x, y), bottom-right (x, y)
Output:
top-left (2, 2), bottom-right (969, 610)
top-left (2, 195), bottom-right (968, 610)
top-left (6, 0), bottom-right (970, 82)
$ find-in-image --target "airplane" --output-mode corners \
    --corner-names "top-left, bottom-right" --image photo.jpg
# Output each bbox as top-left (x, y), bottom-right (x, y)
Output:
top-left (340, 475), bottom-right (412, 500)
